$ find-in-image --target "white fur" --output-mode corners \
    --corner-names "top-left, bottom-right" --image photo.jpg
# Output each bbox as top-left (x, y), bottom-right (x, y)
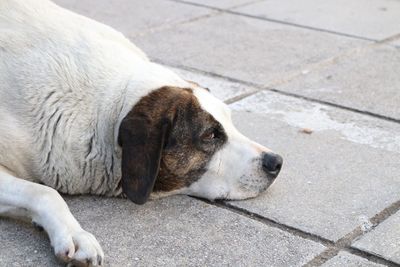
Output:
top-left (0, 0), bottom-right (276, 265)
top-left (186, 88), bottom-right (274, 200)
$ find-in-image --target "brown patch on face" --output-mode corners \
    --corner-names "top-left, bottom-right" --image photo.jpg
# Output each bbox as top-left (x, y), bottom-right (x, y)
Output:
top-left (118, 86), bottom-right (227, 204)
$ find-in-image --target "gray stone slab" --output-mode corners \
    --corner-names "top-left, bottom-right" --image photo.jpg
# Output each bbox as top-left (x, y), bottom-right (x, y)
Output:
top-left (228, 90), bottom-right (400, 241)
top-left (0, 219), bottom-right (59, 267)
top-left (0, 196), bottom-right (325, 266)
top-left (169, 66), bottom-right (257, 101)
top-left (390, 38), bottom-right (400, 48)
top-left (353, 210), bottom-right (400, 264)
top-left (53, 0), bottom-right (211, 38)
top-left (275, 45), bottom-right (400, 120)
top-left (184, 0), bottom-right (255, 9)
top-left (136, 13), bottom-right (368, 86)
top-left (235, 0), bottom-right (400, 40)
top-left (322, 251), bottom-right (385, 267)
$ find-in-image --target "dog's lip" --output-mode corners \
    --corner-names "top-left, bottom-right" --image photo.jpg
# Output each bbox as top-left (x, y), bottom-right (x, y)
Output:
top-left (266, 171), bottom-right (280, 179)
top-left (267, 179), bottom-right (276, 188)
top-left (267, 173), bottom-right (279, 184)
top-left (258, 175), bottom-right (278, 193)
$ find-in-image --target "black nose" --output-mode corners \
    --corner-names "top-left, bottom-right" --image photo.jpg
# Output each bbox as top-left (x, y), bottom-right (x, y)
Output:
top-left (262, 152), bottom-right (283, 178)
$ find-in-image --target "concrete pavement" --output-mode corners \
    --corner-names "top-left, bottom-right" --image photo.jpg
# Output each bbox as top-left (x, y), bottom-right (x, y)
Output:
top-left (1, 0), bottom-right (400, 266)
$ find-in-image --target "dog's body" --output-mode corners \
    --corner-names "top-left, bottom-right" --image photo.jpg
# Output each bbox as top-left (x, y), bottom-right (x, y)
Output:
top-left (0, 0), bottom-right (283, 266)
top-left (0, 0), bottom-right (186, 195)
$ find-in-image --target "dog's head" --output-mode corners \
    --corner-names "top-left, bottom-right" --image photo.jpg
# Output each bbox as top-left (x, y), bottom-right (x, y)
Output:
top-left (118, 86), bottom-right (282, 204)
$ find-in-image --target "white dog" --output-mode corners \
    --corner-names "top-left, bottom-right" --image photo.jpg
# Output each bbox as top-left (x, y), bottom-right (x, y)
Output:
top-left (0, 0), bottom-right (283, 266)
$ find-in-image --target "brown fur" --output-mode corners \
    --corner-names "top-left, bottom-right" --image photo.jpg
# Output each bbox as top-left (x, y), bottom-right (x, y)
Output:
top-left (118, 86), bottom-right (227, 204)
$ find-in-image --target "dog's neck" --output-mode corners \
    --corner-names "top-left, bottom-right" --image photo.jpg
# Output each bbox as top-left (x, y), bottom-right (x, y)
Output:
top-left (113, 62), bottom-right (190, 146)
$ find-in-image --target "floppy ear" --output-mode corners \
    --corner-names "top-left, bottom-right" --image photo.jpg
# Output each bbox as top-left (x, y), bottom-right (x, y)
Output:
top-left (118, 113), bottom-right (171, 205)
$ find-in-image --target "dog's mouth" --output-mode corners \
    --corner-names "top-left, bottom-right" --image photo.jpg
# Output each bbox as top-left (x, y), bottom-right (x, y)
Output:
top-left (239, 174), bottom-right (276, 191)
top-left (215, 182), bottom-right (276, 201)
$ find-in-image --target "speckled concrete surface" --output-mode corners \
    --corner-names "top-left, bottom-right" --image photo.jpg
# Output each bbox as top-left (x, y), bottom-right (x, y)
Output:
top-left (1, 196), bottom-right (326, 266)
top-left (2, 0), bottom-right (400, 266)
top-left (229, 91), bottom-right (400, 241)
top-left (322, 251), bottom-right (386, 267)
top-left (353, 210), bottom-right (400, 264)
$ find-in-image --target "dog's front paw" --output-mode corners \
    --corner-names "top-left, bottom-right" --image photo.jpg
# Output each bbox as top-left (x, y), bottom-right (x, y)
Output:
top-left (53, 229), bottom-right (104, 267)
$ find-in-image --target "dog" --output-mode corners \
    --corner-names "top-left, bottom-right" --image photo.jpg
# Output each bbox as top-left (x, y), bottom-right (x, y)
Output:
top-left (0, 0), bottom-right (283, 266)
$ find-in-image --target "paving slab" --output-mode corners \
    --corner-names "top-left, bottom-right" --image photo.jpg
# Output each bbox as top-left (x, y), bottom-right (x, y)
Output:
top-left (391, 38), bottom-right (400, 48)
top-left (275, 45), bottom-right (400, 120)
top-left (353, 210), bottom-right (400, 264)
top-left (322, 251), bottom-right (385, 267)
top-left (227, 90), bottom-right (400, 241)
top-left (0, 219), bottom-right (59, 267)
top-left (168, 66), bottom-right (257, 101)
top-left (235, 0), bottom-right (400, 40)
top-left (183, 0), bottom-right (256, 9)
top-left (53, 0), bottom-right (211, 38)
top-left (0, 196), bottom-right (325, 266)
top-left (136, 13), bottom-right (368, 86)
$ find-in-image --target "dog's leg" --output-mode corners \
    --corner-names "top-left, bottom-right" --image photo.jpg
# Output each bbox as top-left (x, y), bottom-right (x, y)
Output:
top-left (0, 166), bottom-right (104, 266)
top-left (0, 204), bottom-right (30, 219)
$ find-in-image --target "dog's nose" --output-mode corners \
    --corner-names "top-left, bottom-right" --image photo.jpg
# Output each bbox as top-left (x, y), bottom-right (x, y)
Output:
top-left (262, 152), bottom-right (283, 178)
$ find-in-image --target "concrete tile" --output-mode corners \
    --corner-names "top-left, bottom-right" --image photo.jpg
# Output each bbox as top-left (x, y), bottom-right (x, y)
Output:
top-left (184, 0), bottom-right (256, 9)
top-left (275, 45), bottom-right (400, 120)
top-left (169, 66), bottom-right (257, 101)
top-left (228, 91), bottom-right (400, 241)
top-left (235, 0), bottom-right (400, 40)
top-left (390, 38), bottom-right (400, 48)
top-left (0, 196), bottom-right (325, 266)
top-left (136, 13), bottom-right (368, 86)
top-left (322, 251), bottom-right (385, 267)
top-left (353, 210), bottom-right (400, 264)
top-left (53, 0), bottom-right (211, 37)
top-left (0, 219), bottom-right (59, 267)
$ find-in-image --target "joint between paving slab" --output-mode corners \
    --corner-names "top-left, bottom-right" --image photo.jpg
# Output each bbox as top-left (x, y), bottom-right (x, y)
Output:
top-left (377, 33), bottom-right (400, 45)
top-left (369, 200), bottom-right (400, 230)
top-left (158, 60), bottom-right (400, 125)
top-left (167, 0), bottom-right (265, 11)
top-left (230, 0), bottom-right (268, 9)
top-left (129, 10), bottom-right (221, 39)
top-left (225, 10), bottom-right (376, 42)
top-left (190, 197), bottom-right (400, 267)
top-left (155, 59), bottom-right (263, 89)
top-left (190, 196), bottom-right (334, 247)
top-left (306, 245), bottom-right (400, 267)
top-left (345, 247), bottom-right (400, 267)
top-left (224, 90), bottom-right (260, 104)
top-left (304, 227), bottom-right (364, 267)
top-left (167, 0), bottom-right (377, 42)
top-left (304, 199), bottom-right (400, 266)
top-left (266, 88), bottom-right (400, 124)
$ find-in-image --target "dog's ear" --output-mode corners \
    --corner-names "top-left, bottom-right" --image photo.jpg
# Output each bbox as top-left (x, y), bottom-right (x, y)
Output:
top-left (118, 112), bottom-right (171, 205)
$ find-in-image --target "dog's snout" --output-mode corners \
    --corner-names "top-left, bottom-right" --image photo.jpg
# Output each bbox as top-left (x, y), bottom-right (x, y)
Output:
top-left (262, 152), bottom-right (283, 177)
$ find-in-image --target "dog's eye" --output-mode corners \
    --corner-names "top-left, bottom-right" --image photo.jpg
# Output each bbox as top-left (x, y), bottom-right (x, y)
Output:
top-left (204, 132), bottom-right (215, 140)
top-left (201, 128), bottom-right (219, 142)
